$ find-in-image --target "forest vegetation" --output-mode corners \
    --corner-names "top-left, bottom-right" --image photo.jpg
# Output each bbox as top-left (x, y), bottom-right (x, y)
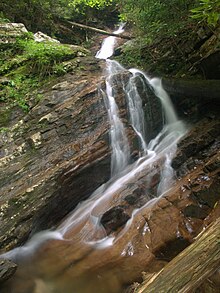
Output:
top-left (0, 0), bottom-right (219, 116)
top-left (1, 0), bottom-right (219, 38)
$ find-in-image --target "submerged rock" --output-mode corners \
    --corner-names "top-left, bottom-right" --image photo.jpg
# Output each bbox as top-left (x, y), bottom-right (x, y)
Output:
top-left (100, 206), bottom-right (130, 233)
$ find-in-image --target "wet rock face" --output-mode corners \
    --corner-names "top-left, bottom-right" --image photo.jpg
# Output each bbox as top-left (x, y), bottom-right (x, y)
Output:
top-left (133, 74), bottom-right (163, 142)
top-left (172, 118), bottom-right (220, 175)
top-left (100, 206), bottom-right (130, 233)
top-left (97, 115), bottom-right (220, 265)
top-left (0, 64), bottom-right (144, 251)
top-left (0, 64), bottom-right (113, 251)
top-left (0, 259), bottom-right (17, 283)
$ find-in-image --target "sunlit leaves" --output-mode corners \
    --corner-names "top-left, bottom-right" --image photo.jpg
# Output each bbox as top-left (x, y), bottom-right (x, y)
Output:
top-left (68, 0), bottom-right (114, 13)
top-left (191, 0), bottom-right (220, 27)
top-left (118, 0), bottom-right (193, 36)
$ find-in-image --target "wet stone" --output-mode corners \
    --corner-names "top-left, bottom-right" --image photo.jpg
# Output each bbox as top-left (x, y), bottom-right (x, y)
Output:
top-left (183, 204), bottom-right (209, 220)
top-left (153, 237), bottom-right (190, 261)
top-left (0, 259), bottom-right (17, 283)
top-left (204, 157), bottom-right (220, 173)
top-left (124, 194), bottom-right (139, 205)
top-left (100, 206), bottom-right (130, 233)
top-left (193, 179), bottom-right (220, 208)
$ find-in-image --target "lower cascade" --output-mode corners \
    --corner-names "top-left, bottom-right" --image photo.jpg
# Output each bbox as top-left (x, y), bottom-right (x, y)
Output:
top-left (1, 26), bottom-right (188, 293)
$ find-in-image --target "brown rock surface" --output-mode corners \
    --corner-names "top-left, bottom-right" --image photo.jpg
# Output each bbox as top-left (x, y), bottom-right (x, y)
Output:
top-left (0, 62), bottom-right (147, 252)
top-left (0, 259), bottom-right (17, 283)
top-left (0, 59), bottom-right (111, 251)
top-left (0, 54), bottom-right (219, 292)
top-left (1, 113), bottom-right (219, 293)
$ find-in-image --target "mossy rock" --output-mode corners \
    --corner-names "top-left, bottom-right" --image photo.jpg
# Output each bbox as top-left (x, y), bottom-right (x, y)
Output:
top-left (0, 107), bottom-right (11, 127)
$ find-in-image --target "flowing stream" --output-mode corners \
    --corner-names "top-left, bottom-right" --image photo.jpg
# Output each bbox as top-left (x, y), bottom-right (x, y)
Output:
top-left (1, 26), bottom-right (187, 293)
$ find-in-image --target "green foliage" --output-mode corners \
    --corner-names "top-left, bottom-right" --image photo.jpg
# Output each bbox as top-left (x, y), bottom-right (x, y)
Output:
top-left (0, 34), bottom-right (79, 112)
top-left (0, 12), bottom-right (10, 23)
top-left (1, 37), bottom-right (75, 77)
top-left (191, 0), bottom-right (220, 27)
top-left (17, 40), bottom-right (75, 76)
top-left (119, 0), bottom-right (195, 38)
top-left (0, 0), bottom-right (71, 33)
top-left (0, 76), bottom-right (38, 112)
top-left (0, 127), bottom-right (9, 133)
top-left (69, 0), bottom-right (114, 12)
top-left (53, 63), bottom-right (69, 75)
top-left (115, 38), bottom-right (145, 69)
top-left (0, 107), bottom-right (11, 127)
top-left (0, 0), bottom-right (117, 38)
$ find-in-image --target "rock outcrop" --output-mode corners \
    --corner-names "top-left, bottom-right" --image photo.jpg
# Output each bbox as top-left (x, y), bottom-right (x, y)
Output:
top-left (0, 66), bottom-right (219, 292)
top-left (0, 60), bottom-right (110, 251)
top-left (0, 23), bottom-right (28, 44)
top-left (0, 63), bottom-right (147, 252)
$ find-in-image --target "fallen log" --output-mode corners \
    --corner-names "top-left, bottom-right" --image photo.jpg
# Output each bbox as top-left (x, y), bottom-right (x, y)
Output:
top-left (162, 78), bottom-right (220, 100)
top-left (65, 20), bottom-right (132, 40)
top-left (135, 216), bottom-right (220, 293)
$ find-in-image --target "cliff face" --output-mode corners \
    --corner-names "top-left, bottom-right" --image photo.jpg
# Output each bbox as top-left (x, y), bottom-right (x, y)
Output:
top-left (0, 59), bottom-right (110, 251)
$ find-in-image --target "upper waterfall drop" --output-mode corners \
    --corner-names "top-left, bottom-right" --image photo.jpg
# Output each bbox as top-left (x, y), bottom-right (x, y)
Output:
top-left (96, 24), bottom-right (186, 177)
top-left (96, 24), bottom-right (125, 60)
top-left (96, 25), bottom-right (187, 198)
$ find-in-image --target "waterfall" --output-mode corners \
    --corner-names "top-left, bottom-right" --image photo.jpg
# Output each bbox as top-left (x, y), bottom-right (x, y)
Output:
top-left (96, 24), bottom-right (125, 60)
top-left (1, 24), bottom-right (186, 256)
top-left (97, 34), bottom-right (185, 184)
top-left (0, 25), bottom-right (188, 293)
top-left (125, 71), bottom-right (148, 152)
top-left (104, 77), bottom-right (130, 176)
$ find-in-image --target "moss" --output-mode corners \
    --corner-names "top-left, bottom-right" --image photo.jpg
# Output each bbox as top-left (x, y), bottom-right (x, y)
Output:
top-left (0, 33), bottom-right (90, 113)
top-left (0, 107), bottom-right (11, 127)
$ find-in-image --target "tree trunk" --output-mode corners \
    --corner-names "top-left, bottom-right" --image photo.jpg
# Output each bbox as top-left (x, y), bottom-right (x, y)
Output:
top-left (135, 217), bottom-right (220, 293)
top-left (162, 78), bottom-right (220, 100)
top-left (65, 20), bottom-right (132, 40)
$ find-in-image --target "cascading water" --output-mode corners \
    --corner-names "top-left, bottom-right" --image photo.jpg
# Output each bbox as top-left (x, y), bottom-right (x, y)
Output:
top-left (96, 24), bottom-right (125, 60)
top-left (103, 75), bottom-right (130, 176)
top-left (1, 25), bottom-right (187, 293)
top-left (125, 70), bottom-right (148, 152)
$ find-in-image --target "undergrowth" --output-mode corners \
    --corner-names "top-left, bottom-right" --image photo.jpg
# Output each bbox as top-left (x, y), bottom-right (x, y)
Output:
top-left (0, 32), bottom-right (79, 112)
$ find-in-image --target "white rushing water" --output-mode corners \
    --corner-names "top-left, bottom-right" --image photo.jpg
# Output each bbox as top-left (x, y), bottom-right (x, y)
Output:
top-left (1, 25), bottom-right (187, 261)
top-left (125, 70), bottom-right (148, 152)
top-left (96, 24), bottom-right (125, 59)
top-left (104, 77), bottom-right (131, 176)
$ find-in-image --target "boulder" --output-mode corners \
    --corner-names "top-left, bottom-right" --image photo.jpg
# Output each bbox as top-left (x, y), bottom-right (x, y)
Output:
top-left (0, 23), bottom-right (28, 44)
top-left (34, 31), bottom-right (60, 43)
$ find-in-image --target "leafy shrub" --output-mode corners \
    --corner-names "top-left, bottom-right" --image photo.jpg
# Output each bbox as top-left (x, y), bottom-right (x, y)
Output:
top-left (0, 35), bottom-right (78, 112)
top-left (119, 0), bottom-right (194, 38)
top-left (14, 39), bottom-right (75, 76)
top-left (0, 11), bottom-right (10, 22)
top-left (191, 0), bottom-right (220, 27)
top-left (0, 76), bottom-right (38, 112)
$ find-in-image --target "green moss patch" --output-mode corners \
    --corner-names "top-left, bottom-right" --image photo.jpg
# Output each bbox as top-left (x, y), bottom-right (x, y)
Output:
top-left (0, 32), bottom-right (90, 114)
